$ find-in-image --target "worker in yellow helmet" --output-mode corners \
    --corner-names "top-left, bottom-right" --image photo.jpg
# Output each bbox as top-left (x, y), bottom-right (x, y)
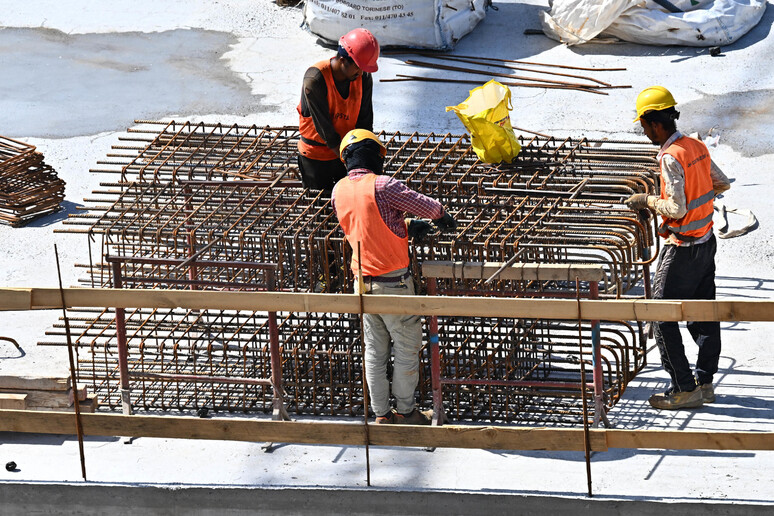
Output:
top-left (625, 86), bottom-right (731, 410)
top-left (331, 129), bottom-right (456, 425)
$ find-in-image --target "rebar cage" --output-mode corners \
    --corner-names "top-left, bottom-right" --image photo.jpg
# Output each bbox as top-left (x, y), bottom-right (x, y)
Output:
top-left (0, 135), bottom-right (66, 226)
top-left (49, 120), bottom-right (659, 424)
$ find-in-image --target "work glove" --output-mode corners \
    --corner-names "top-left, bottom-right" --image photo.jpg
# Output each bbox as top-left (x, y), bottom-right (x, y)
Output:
top-left (624, 193), bottom-right (650, 211)
top-left (407, 219), bottom-right (435, 242)
top-left (433, 213), bottom-right (457, 232)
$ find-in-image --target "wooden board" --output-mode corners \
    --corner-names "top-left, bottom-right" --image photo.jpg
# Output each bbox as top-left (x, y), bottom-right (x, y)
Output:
top-left (0, 393), bottom-right (27, 410)
top-left (1, 287), bottom-right (774, 322)
top-left (0, 375), bottom-right (70, 391)
top-left (1, 410), bottom-right (773, 451)
top-left (605, 429), bottom-right (774, 451)
top-left (0, 410), bottom-right (604, 450)
top-left (0, 387), bottom-right (87, 409)
top-left (32, 397), bottom-right (99, 414)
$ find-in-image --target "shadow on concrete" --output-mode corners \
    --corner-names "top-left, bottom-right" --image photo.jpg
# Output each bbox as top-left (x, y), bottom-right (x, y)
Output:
top-left (0, 336), bottom-right (25, 359)
top-left (24, 200), bottom-right (83, 228)
top-left (1, 432), bottom-right (119, 447)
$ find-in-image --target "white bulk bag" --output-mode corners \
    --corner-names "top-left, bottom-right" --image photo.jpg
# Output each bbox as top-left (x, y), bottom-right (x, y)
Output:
top-left (540, 0), bottom-right (637, 46)
top-left (605, 0), bottom-right (767, 47)
top-left (302, 0), bottom-right (489, 50)
top-left (541, 0), bottom-right (766, 47)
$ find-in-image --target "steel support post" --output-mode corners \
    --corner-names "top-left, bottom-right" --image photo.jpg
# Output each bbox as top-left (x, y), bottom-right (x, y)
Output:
top-left (427, 278), bottom-right (444, 426)
top-left (110, 260), bottom-right (132, 416)
top-left (590, 281), bottom-right (610, 428)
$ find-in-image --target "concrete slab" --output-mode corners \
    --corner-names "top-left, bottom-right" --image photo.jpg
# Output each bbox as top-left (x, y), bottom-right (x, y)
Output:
top-left (0, 1), bottom-right (773, 512)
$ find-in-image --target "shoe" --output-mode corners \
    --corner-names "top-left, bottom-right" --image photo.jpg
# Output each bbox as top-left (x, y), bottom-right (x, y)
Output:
top-left (374, 410), bottom-right (395, 424)
top-left (394, 408), bottom-right (432, 425)
top-left (700, 383), bottom-right (715, 403)
top-left (648, 385), bottom-right (703, 410)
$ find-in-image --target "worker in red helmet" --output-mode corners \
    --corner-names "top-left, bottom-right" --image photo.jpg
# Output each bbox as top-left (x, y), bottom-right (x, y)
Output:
top-left (296, 28), bottom-right (380, 192)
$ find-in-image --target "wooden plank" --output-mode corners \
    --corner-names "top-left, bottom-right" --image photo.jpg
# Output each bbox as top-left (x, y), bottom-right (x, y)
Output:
top-left (372, 425), bottom-right (606, 451)
top-left (605, 429), bottom-right (774, 451)
top-left (0, 394), bottom-right (27, 410)
top-left (681, 300), bottom-right (774, 323)
top-left (0, 375), bottom-right (70, 391)
top-left (422, 261), bottom-right (605, 282)
top-left (0, 289), bottom-right (31, 310)
top-left (33, 397), bottom-right (99, 414)
top-left (3, 410), bottom-right (773, 451)
top-left (0, 288), bottom-right (680, 321)
top-left (0, 387), bottom-right (87, 409)
top-left (1, 287), bottom-right (773, 322)
top-left (0, 410), bottom-right (604, 450)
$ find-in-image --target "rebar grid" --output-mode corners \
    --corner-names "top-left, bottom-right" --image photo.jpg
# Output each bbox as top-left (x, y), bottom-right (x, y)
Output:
top-left (41, 306), bottom-right (641, 423)
top-left (48, 121), bottom-right (659, 423)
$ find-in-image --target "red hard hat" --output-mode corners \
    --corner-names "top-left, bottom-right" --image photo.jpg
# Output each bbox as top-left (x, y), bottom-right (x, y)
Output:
top-left (339, 28), bottom-right (379, 73)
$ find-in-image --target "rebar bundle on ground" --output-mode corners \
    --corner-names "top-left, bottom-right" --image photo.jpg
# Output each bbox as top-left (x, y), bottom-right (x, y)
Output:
top-left (0, 135), bottom-right (66, 226)
top-left (48, 120), bottom-right (659, 424)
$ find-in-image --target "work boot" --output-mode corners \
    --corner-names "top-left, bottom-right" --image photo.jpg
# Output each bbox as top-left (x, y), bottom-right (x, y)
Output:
top-left (700, 383), bottom-right (715, 403)
top-left (394, 408), bottom-right (432, 425)
top-left (648, 385), bottom-right (703, 410)
top-left (374, 410), bottom-right (396, 424)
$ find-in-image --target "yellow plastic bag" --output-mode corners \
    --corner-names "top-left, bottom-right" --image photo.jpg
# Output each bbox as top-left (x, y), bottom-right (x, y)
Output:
top-left (446, 79), bottom-right (521, 163)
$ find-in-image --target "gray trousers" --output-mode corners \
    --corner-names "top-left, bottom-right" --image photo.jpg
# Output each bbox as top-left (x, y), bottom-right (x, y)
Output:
top-left (358, 270), bottom-right (423, 416)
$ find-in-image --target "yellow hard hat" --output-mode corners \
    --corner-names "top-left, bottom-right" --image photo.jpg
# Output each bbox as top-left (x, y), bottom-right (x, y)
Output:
top-left (339, 129), bottom-right (387, 161)
top-left (633, 86), bottom-right (677, 123)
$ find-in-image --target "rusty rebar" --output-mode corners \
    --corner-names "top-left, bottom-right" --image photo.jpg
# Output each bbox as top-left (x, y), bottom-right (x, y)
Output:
top-left (0, 135), bottom-right (66, 226)
top-left (44, 122), bottom-right (659, 425)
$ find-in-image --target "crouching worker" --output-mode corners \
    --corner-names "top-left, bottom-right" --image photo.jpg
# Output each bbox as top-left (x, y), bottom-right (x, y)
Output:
top-left (331, 129), bottom-right (457, 424)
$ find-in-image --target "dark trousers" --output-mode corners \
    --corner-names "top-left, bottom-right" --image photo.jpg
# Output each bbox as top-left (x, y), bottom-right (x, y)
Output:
top-left (652, 233), bottom-right (721, 392)
top-left (297, 154), bottom-right (347, 191)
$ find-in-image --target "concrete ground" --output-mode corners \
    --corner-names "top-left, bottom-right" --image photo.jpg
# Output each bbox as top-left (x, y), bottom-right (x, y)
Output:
top-left (1, 1), bottom-right (773, 513)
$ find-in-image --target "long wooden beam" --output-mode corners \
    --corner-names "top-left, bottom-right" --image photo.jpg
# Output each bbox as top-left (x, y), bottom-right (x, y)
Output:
top-left (2, 410), bottom-right (772, 451)
top-left (1, 287), bottom-right (773, 322)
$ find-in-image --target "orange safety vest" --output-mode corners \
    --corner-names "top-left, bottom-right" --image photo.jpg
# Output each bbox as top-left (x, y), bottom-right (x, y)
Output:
top-left (658, 136), bottom-right (715, 243)
top-left (297, 59), bottom-right (362, 161)
top-left (333, 174), bottom-right (409, 277)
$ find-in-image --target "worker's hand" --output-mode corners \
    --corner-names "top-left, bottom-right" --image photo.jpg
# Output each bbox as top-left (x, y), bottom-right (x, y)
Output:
top-left (407, 219), bottom-right (435, 242)
top-left (713, 183), bottom-right (731, 196)
top-left (433, 213), bottom-right (457, 232)
top-left (624, 193), bottom-right (650, 211)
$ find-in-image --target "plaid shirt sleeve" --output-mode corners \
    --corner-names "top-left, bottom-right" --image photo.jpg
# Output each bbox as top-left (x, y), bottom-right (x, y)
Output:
top-left (374, 176), bottom-right (444, 237)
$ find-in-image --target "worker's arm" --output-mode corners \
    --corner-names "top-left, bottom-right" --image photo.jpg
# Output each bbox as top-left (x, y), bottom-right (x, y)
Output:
top-left (300, 67), bottom-right (342, 153)
top-left (648, 154), bottom-right (687, 219)
top-left (355, 73), bottom-right (374, 132)
top-left (710, 159), bottom-right (731, 195)
top-left (370, 176), bottom-right (445, 238)
top-left (380, 177), bottom-right (444, 220)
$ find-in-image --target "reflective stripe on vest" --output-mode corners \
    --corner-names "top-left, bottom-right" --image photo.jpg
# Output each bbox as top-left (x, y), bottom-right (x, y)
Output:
top-left (658, 136), bottom-right (714, 243)
top-left (333, 174), bottom-right (409, 277)
top-left (297, 59), bottom-right (362, 161)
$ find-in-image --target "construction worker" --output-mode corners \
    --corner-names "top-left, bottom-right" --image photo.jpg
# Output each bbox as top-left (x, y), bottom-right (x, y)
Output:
top-left (626, 86), bottom-right (731, 410)
top-left (296, 28), bottom-right (379, 191)
top-left (331, 129), bottom-right (457, 424)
